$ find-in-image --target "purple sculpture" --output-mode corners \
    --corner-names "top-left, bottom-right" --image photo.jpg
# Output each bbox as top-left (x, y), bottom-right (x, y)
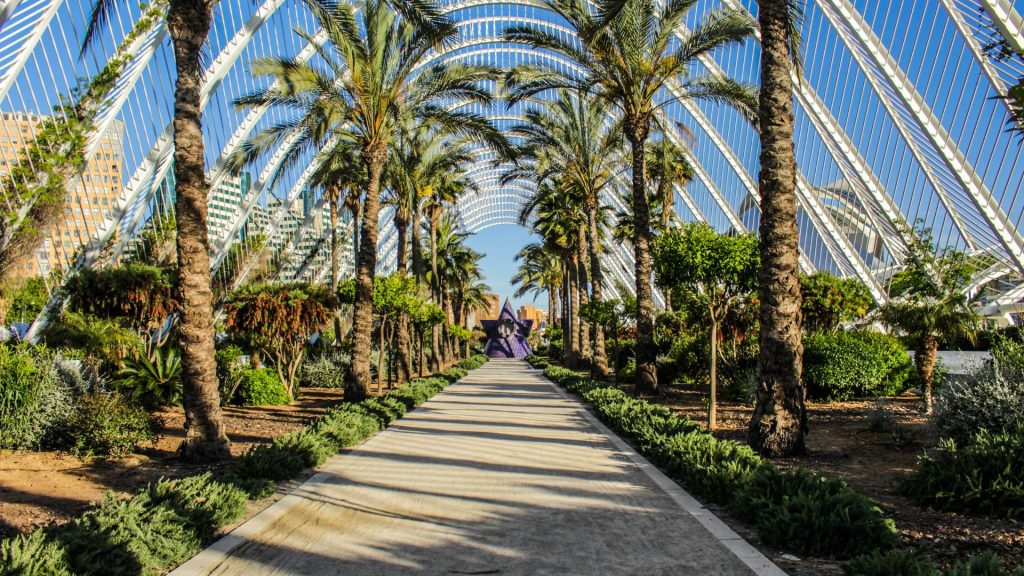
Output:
top-left (481, 299), bottom-right (533, 358)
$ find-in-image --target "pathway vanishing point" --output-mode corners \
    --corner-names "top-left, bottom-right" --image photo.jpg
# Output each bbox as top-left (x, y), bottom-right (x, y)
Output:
top-left (172, 360), bottom-right (786, 576)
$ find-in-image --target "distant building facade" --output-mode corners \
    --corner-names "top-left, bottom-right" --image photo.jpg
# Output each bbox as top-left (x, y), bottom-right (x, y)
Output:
top-left (0, 112), bottom-right (124, 274)
top-left (518, 305), bottom-right (546, 328)
top-left (476, 294), bottom-right (501, 322)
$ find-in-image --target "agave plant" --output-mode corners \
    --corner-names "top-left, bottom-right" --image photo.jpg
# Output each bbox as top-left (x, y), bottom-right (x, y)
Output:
top-left (116, 347), bottom-right (183, 408)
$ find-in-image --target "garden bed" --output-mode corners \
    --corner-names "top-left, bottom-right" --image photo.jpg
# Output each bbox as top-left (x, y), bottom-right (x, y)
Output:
top-left (657, 386), bottom-right (1024, 574)
top-left (0, 388), bottom-right (344, 539)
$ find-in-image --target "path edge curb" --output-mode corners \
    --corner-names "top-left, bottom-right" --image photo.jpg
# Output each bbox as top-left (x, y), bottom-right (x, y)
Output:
top-left (541, 368), bottom-right (789, 576)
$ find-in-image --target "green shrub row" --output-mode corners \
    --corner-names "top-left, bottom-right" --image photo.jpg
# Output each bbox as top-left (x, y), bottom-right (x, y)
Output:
top-left (0, 473), bottom-right (247, 576)
top-left (845, 549), bottom-right (1024, 576)
top-left (537, 362), bottom-right (898, 560)
top-left (0, 355), bottom-right (489, 575)
top-left (900, 429), bottom-right (1024, 519)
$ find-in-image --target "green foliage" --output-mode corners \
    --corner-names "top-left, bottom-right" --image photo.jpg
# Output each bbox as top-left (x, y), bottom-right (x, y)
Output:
top-left (0, 530), bottom-right (71, 576)
top-left (732, 466), bottom-right (899, 559)
top-left (237, 368), bottom-right (290, 407)
top-left (63, 265), bottom-right (178, 338)
top-left (143, 474), bottom-right (247, 542)
top-left (67, 393), bottom-right (156, 458)
top-left (901, 430), bottom-right (1024, 519)
top-left (653, 223), bottom-right (759, 302)
top-left (300, 352), bottom-right (349, 389)
top-left (41, 312), bottom-right (141, 376)
top-left (215, 344), bottom-right (246, 404)
top-left (0, 344), bottom-right (74, 450)
top-left (2, 276), bottom-right (51, 324)
top-left (803, 330), bottom-right (914, 400)
top-left (225, 282), bottom-right (339, 397)
top-left (845, 549), bottom-right (1024, 576)
top-left (935, 363), bottom-right (1024, 448)
top-left (113, 347), bottom-right (182, 408)
top-left (800, 272), bottom-right (874, 332)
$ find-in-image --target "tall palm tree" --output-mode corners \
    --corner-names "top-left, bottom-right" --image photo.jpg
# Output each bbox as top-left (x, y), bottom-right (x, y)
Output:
top-left (505, 0), bottom-right (757, 394)
top-left (459, 278), bottom-right (490, 356)
top-left (507, 90), bottom-right (621, 377)
top-left (646, 135), bottom-right (694, 232)
top-left (230, 0), bottom-right (507, 399)
top-left (310, 138), bottom-right (363, 344)
top-left (85, 0), bottom-right (230, 460)
top-left (423, 167), bottom-right (478, 369)
top-left (522, 182), bottom-right (588, 367)
top-left (748, 0), bottom-right (808, 457)
top-left (512, 242), bottom-right (563, 328)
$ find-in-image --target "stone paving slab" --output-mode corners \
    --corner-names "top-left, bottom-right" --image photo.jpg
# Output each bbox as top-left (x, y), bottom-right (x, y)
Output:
top-left (172, 360), bottom-right (784, 576)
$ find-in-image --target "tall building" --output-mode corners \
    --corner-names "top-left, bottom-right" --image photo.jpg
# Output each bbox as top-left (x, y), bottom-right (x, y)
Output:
top-left (518, 304), bottom-right (546, 328)
top-left (208, 172), bottom-right (252, 243)
top-left (476, 294), bottom-right (501, 322)
top-left (0, 112), bottom-right (124, 274)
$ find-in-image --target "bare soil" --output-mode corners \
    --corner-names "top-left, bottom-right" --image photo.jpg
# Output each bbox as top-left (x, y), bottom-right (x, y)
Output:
top-left (658, 385), bottom-right (1024, 574)
top-left (0, 388), bottom-right (344, 539)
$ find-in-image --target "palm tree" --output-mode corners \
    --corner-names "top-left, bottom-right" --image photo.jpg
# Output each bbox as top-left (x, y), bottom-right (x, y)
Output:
top-left (748, 0), bottom-right (808, 457)
top-left (310, 138), bottom-right (363, 344)
top-left (459, 278), bottom-right (490, 357)
top-left (423, 167), bottom-right (478, 369)
top-left (512, 242), bottom-right (563, 330)
top-left (428, 214), bottom-right (479, 364)
top-left (880, 229), bottom-right (978, 414)
top-left (507, 90), bottom-right (621, 377)
top-left (505, 0), bottom-right (757, 394)
top-left (85, 0), bottom-right (231, 460)
top-left (522, 182), bottom-right (588, 367)
top-left (230, 0), bottom-right (507, 399)
top-left (646, 135), bottom-right (694, 232)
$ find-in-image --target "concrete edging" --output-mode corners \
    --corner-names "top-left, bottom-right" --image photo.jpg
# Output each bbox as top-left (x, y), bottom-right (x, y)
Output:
top-left (541, 369), bottom-right (788, 576)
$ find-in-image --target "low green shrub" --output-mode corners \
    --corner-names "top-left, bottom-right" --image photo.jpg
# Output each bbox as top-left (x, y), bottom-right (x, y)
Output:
top-left (0, 344), bottom-right (75, 451)
top-left (143, 474), bottom-right (247, 542)
top-left (300, 352), bottom-right (348, 389)
top-left (803, 330), bottom-right (913, 401)
top-left (935, 340), bottom-right (1024, 446)
top-left (237, 368), bottom-right (290, 406)
top-left (901, 430), bottom-right (1024, 519)
top-left (67, 393), bottom-right (156, 458)
top-left (654, 430), bottom-right (763, 504)
top-left (0, 530), bottom-right (71, 576)
top-left (215, 344), bottom-right (246, 404)
top-left (845, 550), bottom-right (1024, 576)
top-left (732, 466), bottom-right (898, 559)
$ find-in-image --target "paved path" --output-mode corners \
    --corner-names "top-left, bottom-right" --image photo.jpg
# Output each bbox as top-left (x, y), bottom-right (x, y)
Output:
top-left (173, 360), bottom-right (783, 576)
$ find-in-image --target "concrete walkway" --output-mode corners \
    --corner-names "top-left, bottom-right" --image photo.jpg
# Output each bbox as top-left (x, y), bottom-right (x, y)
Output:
top-left (173, 360), bottom-right (783, 576)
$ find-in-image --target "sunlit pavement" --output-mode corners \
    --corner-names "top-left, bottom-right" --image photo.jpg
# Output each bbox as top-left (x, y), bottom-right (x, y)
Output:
top-left (172, 359), bottom-right (783, 576)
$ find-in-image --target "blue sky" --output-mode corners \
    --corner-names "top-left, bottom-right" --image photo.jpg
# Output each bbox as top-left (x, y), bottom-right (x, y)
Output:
top-left (464, 224), bottom-right (539, 311)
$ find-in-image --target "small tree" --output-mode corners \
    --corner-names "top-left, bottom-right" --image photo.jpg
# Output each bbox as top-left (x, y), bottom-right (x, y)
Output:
top-left (800, 272), bottom-right (874, 333)
top-left (581, 299), bottom-right (632, 385)
top-left (654, 223), bottom-right (759, 429)
top-left (409, 298), bottom-right (445, 377)
top-left (63, 264), bottom-right (179, 360)
top-left (224, 283), bottom-right (337, 401)
top-left (879, 228), bottom-right (978, 414)
top-left (372, 274), bottom-right (417, 391)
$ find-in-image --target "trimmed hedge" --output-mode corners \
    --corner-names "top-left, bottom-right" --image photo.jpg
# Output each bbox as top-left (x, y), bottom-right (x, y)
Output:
top-left (803, 330), bottom-right (913, 401)
top-left (845, 549), bottom-right (1024, 576)
top-left (535, 358), bottom-right (898, 560)
top-left (237, 368), bottom-right (290, 406)
top-left (0, 355), bottom-right (489, 575)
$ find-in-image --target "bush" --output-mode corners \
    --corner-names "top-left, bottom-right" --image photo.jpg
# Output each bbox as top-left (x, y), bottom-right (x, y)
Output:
top-left (215, 344), bottom-right (246, 404)
top-left (67, 393), bottom-right (156, 458)
top-left (731, 466), bottom-right (898, 559)
top-left (0, 344), bottom-right (75, 450)
top-left (845, 550), bottom-right (1024, 576)
top-left (300, 352), bottom-right (348, 389)
top-left (237, 368), bottom-right (290, 406)
top-left (935, 372), bottom-right (1024, 447)
top-left (803, 330), bottom-right (913, 401)
top-left (0, 530), bottom-right (71, 576)
top-left (901, 430), bottom-right (1024, 519)
top-left (653, 430), bottom-right (764, 504)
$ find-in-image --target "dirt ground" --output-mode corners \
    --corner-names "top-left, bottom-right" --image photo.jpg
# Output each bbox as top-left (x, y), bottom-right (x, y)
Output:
top-left (659, 385), bottom-right (1024, 574)
top-left (0, 388), bottom-right (344, 539)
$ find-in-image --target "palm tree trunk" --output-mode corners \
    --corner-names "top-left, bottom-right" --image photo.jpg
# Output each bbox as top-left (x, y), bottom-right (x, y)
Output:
top-left (577, 254), bottom-right (590, 363)
top-left (568, 256), bottom-right (581, 368)
top-left (350, 143), bottom-right (387, 401)
top-left (394, 215), bottom-right (412, 383)
top-left (561, 264), bottom-right (572, 366)
top-left (709, 311), bottom-right (719, 431)
top-left (329, 190), bottom-right (342, 344)
top-left (748, 0), bottom-right (807, 457)
top-left (916, 334), bottom-right (939, 414)
top-left (625, 125), bottom-right (658, 395)
top-left (168, 0), bottom-right (230, 462)
top-left (430, 216), bottom-right (441, 372)
top-left (586, 202), bottom-right (609, 378)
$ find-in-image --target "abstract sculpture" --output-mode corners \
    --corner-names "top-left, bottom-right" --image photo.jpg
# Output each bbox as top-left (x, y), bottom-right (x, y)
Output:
top-left (481, 299), bottom-right (533, 358)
